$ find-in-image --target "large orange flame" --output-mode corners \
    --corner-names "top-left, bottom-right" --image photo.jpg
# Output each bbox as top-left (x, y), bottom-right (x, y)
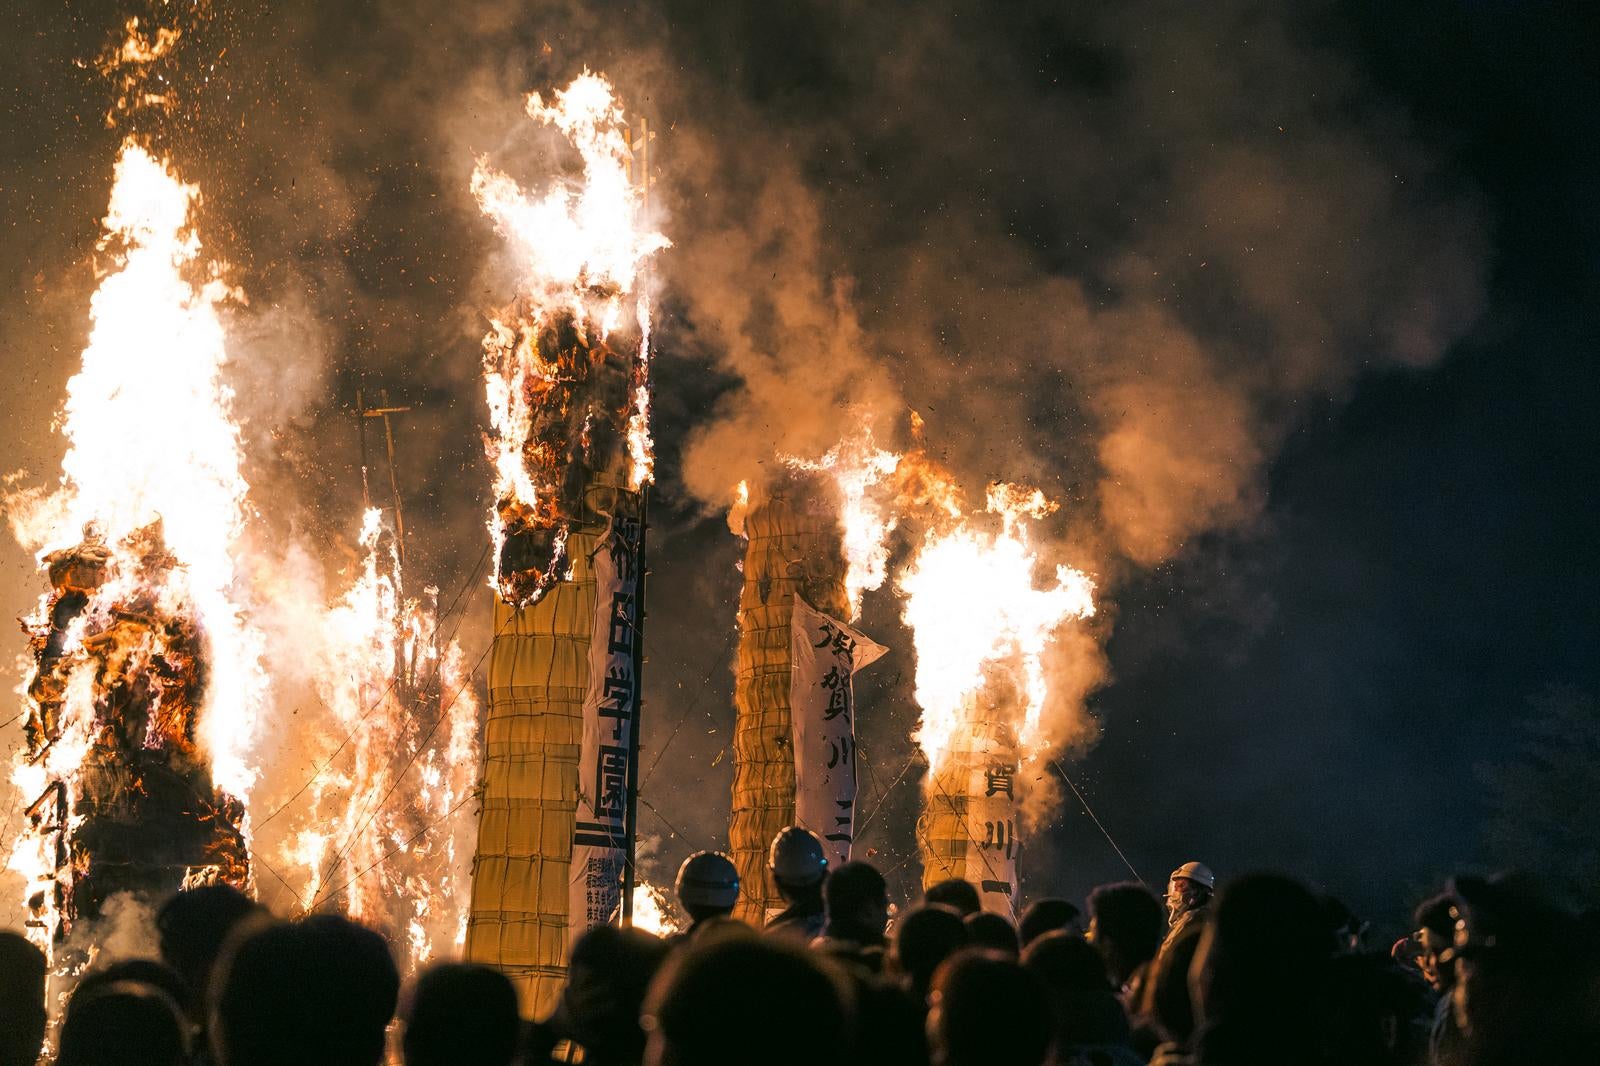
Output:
top-left (898, 481), bottom-right (1095, 774)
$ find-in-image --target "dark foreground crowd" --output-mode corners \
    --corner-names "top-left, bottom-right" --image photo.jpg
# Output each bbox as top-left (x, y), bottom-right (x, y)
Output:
top-left (3, 825), bottom-right (1598, 1066)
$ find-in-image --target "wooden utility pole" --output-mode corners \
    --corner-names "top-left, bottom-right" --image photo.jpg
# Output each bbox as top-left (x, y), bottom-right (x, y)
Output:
top-left (354, 386), bottom-right (414, 570)
top-left (620, 114), bottom-right (656, 929)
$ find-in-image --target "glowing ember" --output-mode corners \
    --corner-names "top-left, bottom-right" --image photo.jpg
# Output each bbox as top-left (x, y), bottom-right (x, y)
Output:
top-left (288, 511), bottom-right (480, 972)
top-left (897, 482), bottom-right (1095, 773)
top-left (93, 15), bottom-right (188, 124)
top-left (6, 140), bottom-right (262, 952)
top-left (628, 296), bottom-right (656, 489)
top-left (100, 17), bottom-right (181, 69)
top-left (472, 72), bottom-right (668, 606)
top-left (727, 480), bottom-right (751, 537)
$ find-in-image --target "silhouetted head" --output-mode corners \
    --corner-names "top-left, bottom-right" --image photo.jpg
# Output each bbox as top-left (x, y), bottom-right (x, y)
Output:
top-left (156, 883), bottom-right (263, 1012)
top-left (1022, 931), bottom-right (1112, 992)
top-left (924, 879), bottom-right (981, 918)
top-left (928, 949), bottom-right (1052, 1066)
top-left (57, 980), bottom-right (187, 1066)
top-left (212, 914), bottom-right (400, 1066)
top-left (768, 826), bottom-right (829, 905)
top-left (1323, 954), bottom-right (1422, 1066)
top-left (73, 959), bottom-right (190, 1022)
top-left (1318, 894), bottom-right (1367, 954)
top-left (963, 912), bottom-right (1018, 958)
top-left (401, 962), bottom-right (520, 1066)
top-left (643, 932), bottom-right (851, 1066)
top-left (892, 904), bottom-right (968, 1004)
top-left (825, 861), bottom-right (890, 941)
top-left (1022, 932), bottom-right (1129, 1048)
top-left (1189, 872), bottom-right (1328, 1030)
top-left (557, 924), bottom-right (671, 1063)
top-left (1086, 882), bottom-right (1165, 985)
top-left (1447, 873), bottom-right (1600, 1061)
top-left (846, 969), bottom-right (931, 1066)
top-left (1018, 898), bottom-right (1082, 947)
top-left (0, 932), bottom-right (47, 1066)
top-left (1164, 863), bottom-right (1215, 926)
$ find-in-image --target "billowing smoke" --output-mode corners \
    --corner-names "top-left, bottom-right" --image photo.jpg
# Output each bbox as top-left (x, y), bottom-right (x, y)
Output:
top-left (652, 1), bottom-right (1485, 798)
top-left (90, 892), bottom-right (160, 965)
top-left (666, 3), bottom-right (1484, 564)
top-left (669, 152), bottom-right (902, 505)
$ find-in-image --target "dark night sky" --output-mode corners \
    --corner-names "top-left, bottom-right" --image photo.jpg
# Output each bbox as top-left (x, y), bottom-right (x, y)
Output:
top-left (1, 0), bottom-right (1596, 931)
top-left (1037, 4), bottom-right (1600, 917)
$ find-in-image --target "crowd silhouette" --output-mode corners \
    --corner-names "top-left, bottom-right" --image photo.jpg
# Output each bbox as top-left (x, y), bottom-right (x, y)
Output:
top-left (3, 825), bottom-right (1598, 1066)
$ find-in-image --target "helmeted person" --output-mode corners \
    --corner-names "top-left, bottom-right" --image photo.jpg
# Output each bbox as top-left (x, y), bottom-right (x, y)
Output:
top-left (674, 851), bottom-right (741, 940)
top-left (763, 826), bottom-right (829, 941)
top-left (1163, 861), bottom-right (1215, 951)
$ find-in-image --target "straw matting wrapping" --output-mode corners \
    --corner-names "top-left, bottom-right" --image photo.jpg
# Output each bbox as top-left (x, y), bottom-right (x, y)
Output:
top-left (729, 489), bottom-right (846, 924)
top-left (465, 527), bottom-right (597, 1018)
top-left (466, 427), bottom-right (640, 1017)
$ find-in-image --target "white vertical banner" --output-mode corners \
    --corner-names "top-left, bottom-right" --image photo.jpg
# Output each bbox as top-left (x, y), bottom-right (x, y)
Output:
top-left (570, 513), bottom-right (642, 950)
top-left (789, 596), bottom-right (888, 868)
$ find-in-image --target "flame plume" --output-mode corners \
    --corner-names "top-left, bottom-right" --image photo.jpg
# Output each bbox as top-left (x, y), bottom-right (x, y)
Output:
top-left (472, 72), bottom-right (669, 606)
top-left (784, 428), bottom-right (902, 621)
top-left (288, 512), bottom-right (480, 971)
top-left (6, 141), bottom-right (263, 953)
top-left (899, 482), bottom-right (1095, 773)
top-left (627, 882), bottom-right (679, 937)
top-left (797, 436), bottom-right (1096, 769)
top-left (91, 6), bottom-right (200, 131)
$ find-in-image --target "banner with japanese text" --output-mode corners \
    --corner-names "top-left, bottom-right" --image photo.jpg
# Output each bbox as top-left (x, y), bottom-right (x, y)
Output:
top-left (789, 596), bottom-right (888, 868)
top-left (962, 721), bottom-right (1021, 917)
top-left (569, 512), bottom-right (642, 949)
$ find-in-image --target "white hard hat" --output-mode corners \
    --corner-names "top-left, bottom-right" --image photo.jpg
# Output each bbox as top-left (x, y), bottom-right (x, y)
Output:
top-left (676, 851), bottom-right (740, 910)
top-left (1170, 861), bottom-right (1216, 891)
top-left (767, 826), bottom-right (828, 887)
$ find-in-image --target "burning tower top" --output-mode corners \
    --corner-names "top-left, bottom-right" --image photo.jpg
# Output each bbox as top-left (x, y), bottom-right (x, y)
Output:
top-left (7, 141), bottom-right (263, 954)
top-left (472, 73), bottom-right (668, 607)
